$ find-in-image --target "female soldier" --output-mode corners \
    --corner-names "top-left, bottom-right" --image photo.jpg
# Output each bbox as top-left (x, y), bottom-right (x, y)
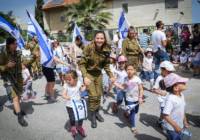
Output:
top-left (79, 31), bottom-right (115, 128)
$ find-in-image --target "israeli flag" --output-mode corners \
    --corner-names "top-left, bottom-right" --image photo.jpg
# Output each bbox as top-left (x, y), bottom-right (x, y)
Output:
top-left (27, 22), bottom-right (36, 37)
top-left (118, 10), bottom-right (130, 39)
top-left (72, 99), bottom-right (87, 121)
top-left (126, 103), bottom-right (139, 111)
top-left (72, 23), bottom-right (87, 44)
top-left (26, 10), bottom-right (53, 67)
top-left (0, 16), bottom-right (25, 49)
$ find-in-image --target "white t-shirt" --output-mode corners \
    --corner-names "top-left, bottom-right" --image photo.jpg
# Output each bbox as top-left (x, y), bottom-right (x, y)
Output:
top-left (54, 46), bottom-right (65, 68)
top-left (143, 56), bottom-right (153, 71)
top-left (124, 76), bottom-right (142, 102)
top-left (22, 68), bottom-right (32, 83)
top-left (64, 80), bottom-right (82, 107)
top-left (163, 93), bottom-right (185, 131)
top-left (153, 75), bottom-right (168, 107)
top-left (152, 30), bottom-right (167, 52)
top-left (114, 69), bottom-right (127, 84)
top-left (180, 55), bottom-right (188, 64)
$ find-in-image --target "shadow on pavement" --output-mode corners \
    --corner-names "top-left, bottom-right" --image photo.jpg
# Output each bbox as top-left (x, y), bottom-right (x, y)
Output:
top-left (186, 113), bottom-right (200, 128)
top-left (135, 133), bottom-right (162, 140)
top-left (0, 95), bottom-right (8, 112)
top-left (139, 113), bottom-right (166, 137)
top-left (5, 100), bottom-right (47, 115)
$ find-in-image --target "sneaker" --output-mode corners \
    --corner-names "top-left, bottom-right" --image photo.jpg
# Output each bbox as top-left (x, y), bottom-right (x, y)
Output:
top-left (77, 126), bottom-right (86, 137)
top-left (44, 93), bottom-right (50, 100)
top-left (48, 97), bottom-right (57, 103)
top-left (4, 100), bottom-right (13, 107)
top-left (70, 126), bottom-right (78, 137)
top-left (131, 127), bottom-right (138, 134)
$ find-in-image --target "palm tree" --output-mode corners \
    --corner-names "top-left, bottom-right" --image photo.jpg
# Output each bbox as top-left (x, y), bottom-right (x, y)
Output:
top-left (64, 0), bottom-right (112, 40)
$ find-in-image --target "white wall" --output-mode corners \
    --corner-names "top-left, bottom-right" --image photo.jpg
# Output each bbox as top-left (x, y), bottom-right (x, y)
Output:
top-left (106, 0), bottom-right (192, 28)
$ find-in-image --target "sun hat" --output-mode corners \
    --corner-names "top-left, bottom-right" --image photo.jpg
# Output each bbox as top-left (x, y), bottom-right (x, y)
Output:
top-left (118, 55), bottom-right (127, 62)
top-left (164, 73), bottom-right (188, 88)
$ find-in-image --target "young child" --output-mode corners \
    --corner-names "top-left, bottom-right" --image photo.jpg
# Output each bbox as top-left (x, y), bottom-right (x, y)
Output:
top-left (140, 47), bottom-right (154, 89)
top-left (22, 63), bottom-right (36, 100)
top-left (191, 46), bottom-right (200, 77)
top-left (62, 70), bottom-right (86, 137)
top-left (102, 53), bottom-right (117, 94)
top-left (179, 51), bottom-right (189, 70)
top-left (114, 64), bottom-right (144, 133)
top-left (151, 61), bottom-right (175, 127)
top-left (112, 55), bottom-right (127, 113)
top-left (163, 73), bottom-right (190, 140)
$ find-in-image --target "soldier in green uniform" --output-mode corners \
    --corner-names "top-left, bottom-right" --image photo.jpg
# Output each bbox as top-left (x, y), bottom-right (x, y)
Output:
top-left (122, 26), bottom-right (142, 70)
top-left (79, 31), bottom-right (115, 128)
top-left (26, 37), bottom-right (41, 79)
top-left (0, 37), bottom-right (28, 127)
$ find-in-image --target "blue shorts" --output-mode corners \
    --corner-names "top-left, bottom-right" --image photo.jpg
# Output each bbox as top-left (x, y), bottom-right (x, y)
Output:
top-left (140, 71), bottom-right (154, 81)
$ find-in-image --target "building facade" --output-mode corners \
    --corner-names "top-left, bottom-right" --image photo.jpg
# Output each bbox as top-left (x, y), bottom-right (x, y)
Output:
top-left (42, 0), bottom-right (199, 34)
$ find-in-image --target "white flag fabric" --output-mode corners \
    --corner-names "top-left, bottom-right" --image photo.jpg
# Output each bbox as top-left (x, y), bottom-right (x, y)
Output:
top-left (71, 99), bottom-right (87, 121)
top-left (26, 11), bottom-right (54, 67)
top-left (0, 16), bottom-right (25, 49)
top-left (27, 22), bottom-right (36, 37)
top-left (72, 23), bottom-right (87, 45)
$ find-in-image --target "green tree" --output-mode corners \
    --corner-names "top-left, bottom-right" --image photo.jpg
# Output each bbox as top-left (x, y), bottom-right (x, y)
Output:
top-left (0, 11), bottom-right (17, 43)
top-left (64, 0), bottom-right (112, 40)
top-left (35, 0), bottom-right (44, 29)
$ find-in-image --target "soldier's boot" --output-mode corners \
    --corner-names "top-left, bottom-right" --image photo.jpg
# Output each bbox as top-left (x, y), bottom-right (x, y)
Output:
top-left (96, 109), bottom-right (104, 122)
top-left (91, 111), bottom-right (97, 128)
top-left (17, 111), bottom-right (28, 127)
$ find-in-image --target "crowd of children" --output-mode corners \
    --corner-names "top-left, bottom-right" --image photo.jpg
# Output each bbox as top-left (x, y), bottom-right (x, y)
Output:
top-left (5, 24), bottom-right (198, 140)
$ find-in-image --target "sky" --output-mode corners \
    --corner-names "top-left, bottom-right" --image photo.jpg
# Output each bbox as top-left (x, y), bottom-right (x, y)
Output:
top-left (0, 0), bottom-right (48, 24)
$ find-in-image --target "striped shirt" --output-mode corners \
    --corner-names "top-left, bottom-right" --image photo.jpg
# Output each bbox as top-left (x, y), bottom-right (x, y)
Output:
top-left (139, 33), bottom-right (150, 48)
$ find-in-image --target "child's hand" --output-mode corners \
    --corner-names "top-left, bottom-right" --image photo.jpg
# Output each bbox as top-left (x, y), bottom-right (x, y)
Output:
top-left (80, 85), bottom-right (86, 92)
top-left (174, 126), bottom-right (182, 133)
top-left (184, 121), bottom-right (189, 128)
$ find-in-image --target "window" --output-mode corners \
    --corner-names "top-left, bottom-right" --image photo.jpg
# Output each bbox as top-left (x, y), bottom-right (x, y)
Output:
top-left (60, 16), bottom-right (65, 22)
top-left (165, 0), bottom-right (178, 9)
top-left (122, 3), bottom-right (128, 13)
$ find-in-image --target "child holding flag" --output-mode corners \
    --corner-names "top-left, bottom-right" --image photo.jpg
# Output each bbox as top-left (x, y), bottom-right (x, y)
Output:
top-left (62, 70), bottom-right (87, 138)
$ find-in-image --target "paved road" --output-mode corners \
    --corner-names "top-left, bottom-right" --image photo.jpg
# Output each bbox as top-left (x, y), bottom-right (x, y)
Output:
top-left (0, 72), bottom-right (200, 140)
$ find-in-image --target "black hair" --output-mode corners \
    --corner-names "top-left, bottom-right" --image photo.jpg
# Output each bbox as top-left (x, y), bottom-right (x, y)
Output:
top-left (193, 24), bottom-right (199, 29)
top-left (156, 20), bottom-right (163, 29)
top-left (6, 37), bottom-right (16, 46)
top-left (66, 70), bottom-right (78, 80)
top-left (75, 35), bottom-right (82, 41)
top-left (143, 28), bottom-right (148, 33)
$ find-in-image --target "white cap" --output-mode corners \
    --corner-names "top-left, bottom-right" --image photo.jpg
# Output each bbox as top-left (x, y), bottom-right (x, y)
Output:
top-left (145, 47), bottom-right (153, 52)
top-left (160, 61), bottom-right (175, 72)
